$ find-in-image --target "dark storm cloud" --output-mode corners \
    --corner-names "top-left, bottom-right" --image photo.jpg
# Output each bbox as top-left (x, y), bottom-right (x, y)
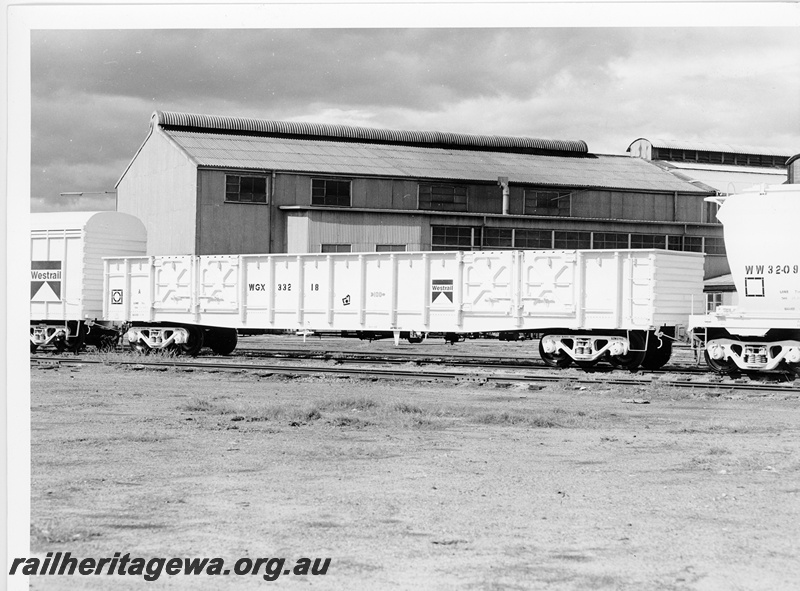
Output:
top-left (32, 28), bottom-right (632, 112)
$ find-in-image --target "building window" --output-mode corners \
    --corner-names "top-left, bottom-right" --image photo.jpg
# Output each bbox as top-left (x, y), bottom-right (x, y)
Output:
top-left (704, 237), bottom-right (726, 255)
top-left (683, 237), bottom-right (704, 253)
top-left (666, 235), bottom-right (683, 251)
top-left (376, 244), bottom-right (406, 252)
top-left (524, 190), bottom-right (570, 216)
top-left (431, 226), bottom-right (481, 251)
top-left (225, 174), bottom-right (268, 203)
top-left (554, 231), bottom-right (590, 249)
top-left (418, 184), bottom-right (468, 212)
top-left (321, 244), bottom-right (352, 253)
top-left (514, 229), bottom-right (553, 249)
top-left (483, 228), bottom-right (513, 248)
top-left (630, 234), bottom-right (666, 249)
top-left (312, 179), bottom-right (351, 207)
top-left (706, 292), bottom-right (723, 313)
top-left (592, 232), bottom-right (629, 249)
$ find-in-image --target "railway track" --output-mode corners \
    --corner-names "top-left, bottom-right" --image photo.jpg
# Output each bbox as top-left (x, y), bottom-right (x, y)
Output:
top-left (30, 353), bottom-right (800, 394)
top-left (230, 345), bottom-right (713, 376)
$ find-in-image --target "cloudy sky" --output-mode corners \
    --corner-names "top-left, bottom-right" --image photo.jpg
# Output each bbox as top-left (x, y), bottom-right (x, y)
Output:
top-left (28, 21), bottom-right (800, 212)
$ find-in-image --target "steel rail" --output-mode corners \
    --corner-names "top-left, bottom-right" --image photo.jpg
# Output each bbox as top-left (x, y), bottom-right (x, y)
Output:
top-left (219, 346), bottom-right (713, 376)
top-left (30, 356), bottom-right (800, 394)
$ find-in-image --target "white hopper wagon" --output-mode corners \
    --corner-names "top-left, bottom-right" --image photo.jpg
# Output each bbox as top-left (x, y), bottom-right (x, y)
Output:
top-left (689, 184), bottom-right (800, 374)
top-left (30, 211), bottom-right (147, 352)
top-left (105, 248), bottom-right (705, 369)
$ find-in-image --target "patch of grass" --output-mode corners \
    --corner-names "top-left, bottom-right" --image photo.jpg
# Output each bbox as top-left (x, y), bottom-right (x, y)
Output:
top-left (327, 414), bottom-right (372, 428)
top-left (30, 523), bottom-right (102, 548)
top-left (393, 401), bottom-right (425, 414)
top-left (179, 392), bottom-right (603, 432)
top-left (670, 421), bottom-right (782, 435)
top-left (406, 415), bottom-right (447, 430)
top-left (316, 395), bottom-right (379, 412)
top-left (181, 399), bottom-right (214, 412)
top-left (475, 411), bottom-right (560, 428)
top-left (707, 446), bottom-right (732, 456)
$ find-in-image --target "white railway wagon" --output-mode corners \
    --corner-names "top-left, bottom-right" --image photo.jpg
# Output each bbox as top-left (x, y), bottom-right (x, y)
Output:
top-left (30, 211), bottom-right (147, 352)
top-left (690, 184), bottom-right (800, 373)
top-left (106, 248), bottom-right (704, 369)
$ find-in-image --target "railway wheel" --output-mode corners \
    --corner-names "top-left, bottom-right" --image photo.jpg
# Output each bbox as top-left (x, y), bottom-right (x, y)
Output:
top-left (407, 332), bottom-right (427, 344)
top-left (641, 333), bottom-right (673, 370)
top-left (65, 323), bottom-right (86, 354)
top-left (128, 339), bottom-right (150, 355)
top-left (607, 332), bottom-right (646, 371)
top-left (538, 337), bottom-right (572, 368)
top-left (703, 349), bottom-right (737, 375)
top-left (181, 326), bottom-right (204, 357)
top-left (52, 336), bottom-right (68, 354)
top-left (208, 328), bottom-right (238, 356)
top-left (96, 334), bottom-right (119, 352)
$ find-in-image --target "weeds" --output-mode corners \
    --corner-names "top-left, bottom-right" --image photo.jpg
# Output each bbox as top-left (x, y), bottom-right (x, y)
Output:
top-left (178, 393), bottom-right (598, 431)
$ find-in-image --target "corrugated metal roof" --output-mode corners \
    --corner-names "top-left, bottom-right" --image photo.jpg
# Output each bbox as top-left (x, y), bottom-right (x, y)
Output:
top-left (705, 273), bottom-right (734, 287)
top-left (628, 137), bottom-right (794, 157)
top-left (163, 129), bottom-right (710, 193)
top-left (664, 161), bottom-right (787, 193)
top-left (154, 110), bottom-right (588, 155)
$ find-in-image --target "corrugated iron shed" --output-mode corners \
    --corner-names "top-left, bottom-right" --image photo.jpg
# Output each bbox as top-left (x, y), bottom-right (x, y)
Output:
top-left (164, 130), bottom-right (710, 194)
top-left (628, 138), bottom-right (793, 157)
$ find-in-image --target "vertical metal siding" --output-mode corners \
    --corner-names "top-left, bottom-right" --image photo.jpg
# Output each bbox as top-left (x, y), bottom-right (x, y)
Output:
top-left (308, 211), bottom-right (424, 252)
top-left (197, 170), bottom-right (272, 255)
top-left (117, 130), bottom-right (198, 255)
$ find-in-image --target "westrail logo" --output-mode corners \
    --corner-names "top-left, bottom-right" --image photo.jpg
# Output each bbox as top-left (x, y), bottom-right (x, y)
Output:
top-left (31, 261), bottom-right (62, 301)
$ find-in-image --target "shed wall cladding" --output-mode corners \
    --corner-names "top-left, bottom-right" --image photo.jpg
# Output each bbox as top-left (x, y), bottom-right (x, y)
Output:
top-left (569, 190), bottom-right (701, 223)
top-left (117, 130), bottom-right (197, 255)
top-left (305, 211), bottom-right (425, 252)
top-left (197, 169), bottom-right (272, 255)
top-left (286, 215), bottom-right (310, 253)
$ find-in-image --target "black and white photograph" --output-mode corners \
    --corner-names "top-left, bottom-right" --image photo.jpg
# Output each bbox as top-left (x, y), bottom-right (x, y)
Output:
top-left (7, 2), bottom-right (800, 589)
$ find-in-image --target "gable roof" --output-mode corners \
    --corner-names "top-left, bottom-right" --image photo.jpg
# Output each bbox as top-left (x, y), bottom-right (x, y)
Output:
top-left (120, 111), bottom-right (713, 194)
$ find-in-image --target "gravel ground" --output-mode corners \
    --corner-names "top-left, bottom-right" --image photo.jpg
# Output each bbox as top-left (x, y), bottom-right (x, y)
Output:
top-left (25, 350), bottom-right (800, 590)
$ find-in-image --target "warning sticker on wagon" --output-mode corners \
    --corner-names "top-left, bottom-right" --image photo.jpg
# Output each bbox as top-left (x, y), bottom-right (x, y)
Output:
top-left (31, 261), bottom-right (62, 301)
top-left (432, 279), bottom-right (454, 304)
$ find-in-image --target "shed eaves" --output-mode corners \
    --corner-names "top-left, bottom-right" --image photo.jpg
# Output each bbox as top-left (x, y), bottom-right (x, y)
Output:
top-left (164, 130), bottom-right (710, 194)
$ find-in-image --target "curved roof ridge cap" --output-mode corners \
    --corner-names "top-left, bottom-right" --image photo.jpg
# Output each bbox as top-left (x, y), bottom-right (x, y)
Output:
top-left (153, 110), bottom-right (588, 154)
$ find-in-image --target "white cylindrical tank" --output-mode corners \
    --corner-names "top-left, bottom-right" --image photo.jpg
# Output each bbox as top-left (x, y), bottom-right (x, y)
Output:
top-left (30, 211), bottom-right (147, 322)
top-left (716, 184), bottom-right (800, 317)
